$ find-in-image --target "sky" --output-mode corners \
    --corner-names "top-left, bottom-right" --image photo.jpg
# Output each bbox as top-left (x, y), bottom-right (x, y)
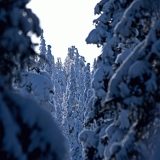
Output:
top-left (27, 0), bottom-right (101, 65)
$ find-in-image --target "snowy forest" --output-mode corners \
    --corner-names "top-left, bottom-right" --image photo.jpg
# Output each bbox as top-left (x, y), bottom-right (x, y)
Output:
top-left (1, 0), bottom-right (160, 160)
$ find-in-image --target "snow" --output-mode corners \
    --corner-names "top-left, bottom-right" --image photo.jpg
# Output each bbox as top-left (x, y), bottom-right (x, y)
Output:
top-left (0, 81), bottom-right (69, 160)
top-left (2, 0), bottom-right (160, 159)
top-left (94, 0), bottom-right (109, 15)
top-left (86, 26), bottom-right (107, 45)
top-left (105, 128), bottom-right (125, 159)
top-left (0, 0), bottom-right (72, 159)
top-left (128, 60), bottom-right (150, 80)
top-left (103, 1), bottom-right (113, 13)
top-left (19, 72), bottom-right (54, 113)
top-left (145, 72), bottom-right (158, 93)
top-left (119, 82), bottom-right (130, 98)
top-left (115, 48), bottom-right (130, 65)
top-left (79, 130), bottom-right (97, 148)
top-left (106, 41), bottom-right (145, 100)
top-left (105, 123), bottom-right (117, 139)
top-left (116, 110), bottom-right (130, 129)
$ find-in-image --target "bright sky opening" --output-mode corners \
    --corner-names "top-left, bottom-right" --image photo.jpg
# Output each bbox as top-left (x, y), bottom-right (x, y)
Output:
top-left (27, 0), bottom-right (101, 65)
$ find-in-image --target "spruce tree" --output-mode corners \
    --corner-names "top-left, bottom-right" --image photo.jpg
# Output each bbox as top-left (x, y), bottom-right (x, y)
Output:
top-left (83, 63), bottom-right (93, 107)
top-left (63, 57), bottom-right (85, 159)
top-left (19, 44), bottom-right (55, 114)
top-left (45, 45), bottom-right (55, 78)
top-left (80, 0), bottom-right (160, 160)
top-left (64, 46), bottom-right (77, 78)
top-left (104, 1), bottom-right (160, 159)
top-left (39, 29), bottom-right (47, 70)
top-left (0, 0), bottom-right (69, 159)
top-left (79, 0), bottom-right (139, 160)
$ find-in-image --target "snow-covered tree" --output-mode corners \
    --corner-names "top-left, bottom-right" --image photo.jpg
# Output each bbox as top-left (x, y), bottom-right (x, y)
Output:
top-left (39, 29), bottom-right (47, 55)
top-left (91, 58), bottom-right (97, 77)
top-left (64, 46), bottom-right (77, 78)
top-left (62, 60), bottom-right (85, 160)
top-left (54, 77), bottom-right (64, 126)
top-left (43, 45), bottom-right (56, 114)
top-left (55, 57), bottom-right (67, 93)
top-left (70, 117), bottom-right (83, 160)
top-left (80, 1), bottom-right (134, 159)
top-left (53, 57), bottom-right (67, 126)
top-left (63, 64), bottom-right (77, 149)
top-left (73, 50), bottom-right (86, 115)
top-left (0, 79), bottom-right (70, 160)
top-left (103, 1), bottom-right (160, 159)
top-left (84, 63), bottom-right (93, 106)
top-left (80, 0), bottom-right (160, 160)
top-left (45, 45), bottom-right (55, 78)
top-left (0, 0), bottom-right (69, 159)
top-left (67, 64), bottom-right (77, 117)
top-left (103, 23), bottom-right (160, 160)
top-left (0, 1), bottom-right (41, 85)
top-left (19, 44), bottom-right (55, 114)
top-left (39, 29), bottom-right (47, 70)
top-left (63, 46), bottom-right (86, 115)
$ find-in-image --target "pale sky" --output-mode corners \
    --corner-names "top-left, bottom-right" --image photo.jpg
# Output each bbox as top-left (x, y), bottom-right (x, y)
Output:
top-left (27, 0), bottom-right (101, 65)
